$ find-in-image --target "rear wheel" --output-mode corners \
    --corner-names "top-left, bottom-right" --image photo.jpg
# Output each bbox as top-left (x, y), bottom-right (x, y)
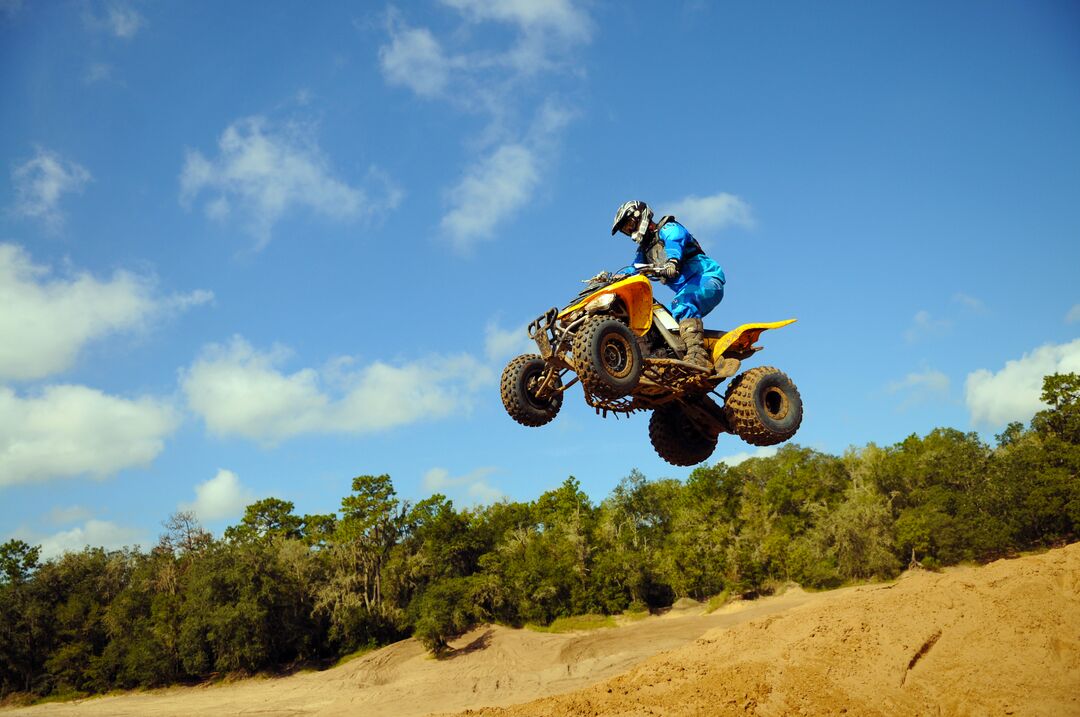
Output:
top-left (501, 354), bottom-right (563, 427)
top-left (572, 316), bottom-right (642, 398)
top-left (723, 366), bottom-right (802, 446)
top-left (648, 404), bottom-right (718, 466)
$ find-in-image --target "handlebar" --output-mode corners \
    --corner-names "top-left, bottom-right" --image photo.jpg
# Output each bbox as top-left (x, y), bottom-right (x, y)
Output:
top-left (580, 264), bottom-right (666, 284)
top-left (632, 263), bottom-right (666, 278)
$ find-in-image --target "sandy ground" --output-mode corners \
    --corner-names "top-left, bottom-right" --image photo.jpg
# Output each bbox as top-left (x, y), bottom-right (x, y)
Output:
top-left (6, 543), bottom-right (1079, 717)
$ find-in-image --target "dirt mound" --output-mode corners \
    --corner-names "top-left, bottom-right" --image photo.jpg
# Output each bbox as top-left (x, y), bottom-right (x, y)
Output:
top-left (6, 544), bottom-right (1078, 716)
top-left (455, 544), bottom-right (1080, 716)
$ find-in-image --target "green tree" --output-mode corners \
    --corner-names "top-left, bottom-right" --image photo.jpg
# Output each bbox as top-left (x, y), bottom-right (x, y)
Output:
top-left (0, 539), bottom-right (40, 585)
top-left (224, 498), bottom-right (303, 543)
top-left (790, 484), bottom-right (900, 587)
top-left (661, 464), bottom-right (741, 599)
top-left (1032, 372), bottom-right (1080, 443)
top-left (316, 475), bottom-right (408, 651)
top-left (594, 471), bottom-right (678, 609)
top-left (176, 539), bottom-right (318, 674)
top-left (0, 541), bottom-right (46, 696)
top-left (411, 575), bottom-right (489, 655)
top-left (870, 429), bottom-right (997, 563)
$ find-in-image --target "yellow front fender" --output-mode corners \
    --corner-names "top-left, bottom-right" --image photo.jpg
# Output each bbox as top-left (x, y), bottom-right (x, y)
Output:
top-left (707, 319), bottom-right (797, 362)
top-left (558, 275), bottom-right (655, 336)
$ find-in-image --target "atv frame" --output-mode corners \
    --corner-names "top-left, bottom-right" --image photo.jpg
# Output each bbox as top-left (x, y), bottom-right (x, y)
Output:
top-left (501, 266), bottom-right (803, 466)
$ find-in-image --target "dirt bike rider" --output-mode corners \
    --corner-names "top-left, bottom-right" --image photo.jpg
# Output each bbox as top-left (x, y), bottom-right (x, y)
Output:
top-left (611, 200), bottom-right (726, 370)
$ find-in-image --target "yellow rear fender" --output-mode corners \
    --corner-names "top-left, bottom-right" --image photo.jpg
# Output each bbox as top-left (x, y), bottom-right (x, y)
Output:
top-left (706, 319), bottom-right (797, 362)
top-left (558, 275), bottom-right (654, 336)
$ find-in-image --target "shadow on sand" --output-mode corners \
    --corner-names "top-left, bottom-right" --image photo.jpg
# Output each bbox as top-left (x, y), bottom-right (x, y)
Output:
top-left (443, 628), bottom-right (495, 660)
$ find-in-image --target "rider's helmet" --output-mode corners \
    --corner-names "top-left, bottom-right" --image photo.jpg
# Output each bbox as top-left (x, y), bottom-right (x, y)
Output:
top-left (611, 200), bottom-right (653, 244)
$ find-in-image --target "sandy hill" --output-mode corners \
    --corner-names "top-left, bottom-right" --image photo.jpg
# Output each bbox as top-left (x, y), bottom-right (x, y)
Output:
top-left (7, 543), bottom-right (1079, 717)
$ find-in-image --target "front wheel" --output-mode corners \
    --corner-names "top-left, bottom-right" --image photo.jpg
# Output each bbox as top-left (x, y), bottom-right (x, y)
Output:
top-left (723, 366), bottom-right (803, 446)
top-left (501, 354), bottom-right (563, 427)
top-left (572, 316), bottom-right (643, 399)
top-left (648, 404), bottom-right (718, 466)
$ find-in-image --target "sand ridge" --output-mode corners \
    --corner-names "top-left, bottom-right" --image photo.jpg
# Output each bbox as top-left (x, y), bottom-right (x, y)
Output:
top-left (456, 543), bottom-right (1080, 716)
top-left (5, 544), bottom-right (1078, 716)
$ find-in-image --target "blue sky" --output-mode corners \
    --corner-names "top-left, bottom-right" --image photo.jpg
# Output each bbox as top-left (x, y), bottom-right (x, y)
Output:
top-left (2, 0), bottom-right (1078, 557)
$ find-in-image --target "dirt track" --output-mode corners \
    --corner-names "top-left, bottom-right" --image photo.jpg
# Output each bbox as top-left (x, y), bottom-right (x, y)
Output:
top-left (6, 544), bottom-right (1079, 716)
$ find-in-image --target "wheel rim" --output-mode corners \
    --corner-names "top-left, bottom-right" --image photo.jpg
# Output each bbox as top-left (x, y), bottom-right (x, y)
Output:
top-left (600, 334), bottom-right (633, 379)
top-left (762, 386), bottom-right (789, 420)
top-left (524, 368), bottom-right (554, 410)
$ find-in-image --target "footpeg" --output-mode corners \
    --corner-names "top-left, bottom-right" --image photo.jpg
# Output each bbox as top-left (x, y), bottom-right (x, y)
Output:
top-left (714, 357), bottom-right (741, 379)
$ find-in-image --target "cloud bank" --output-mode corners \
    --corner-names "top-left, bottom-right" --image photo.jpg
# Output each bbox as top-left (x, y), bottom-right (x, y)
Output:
top-left (0, 243), bottom-right (211, 381)
top-left (965, 338), bottom-right (1080, 426)
top-left (888, 368), bottom-right (950, 409)
top-left (377, 3), bottom-right (589, 250)
top-left (441, 144), bottom-right (539, 249)
top-left (180, 469), bottom-right (256, 522)
top-left (665, 192), bottom-right (755, 233)
top-left (181, 336), bottom-right (492, 443)
top-left (716, 446), bottom-right (779, 467)
top-left (423, 466), bottom-right (504, 505)
top-left (0, 384), bottom-right (179, 486)
top-left (37, 519), bottom-right (144, 560)
top-left (9, 148), bottom-right (91, 232)
top-left (181, 116), bottom-right (401, 248)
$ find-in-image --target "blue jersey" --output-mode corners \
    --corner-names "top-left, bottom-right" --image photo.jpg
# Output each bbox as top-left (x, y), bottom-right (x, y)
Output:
top-left (633, 220), bottom-right (727, 321)
top-left (633, 221), bottom-right (725, 292)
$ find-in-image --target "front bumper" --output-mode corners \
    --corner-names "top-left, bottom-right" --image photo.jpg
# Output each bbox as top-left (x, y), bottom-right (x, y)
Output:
top-left (527, 307), bottom-right (559, 359)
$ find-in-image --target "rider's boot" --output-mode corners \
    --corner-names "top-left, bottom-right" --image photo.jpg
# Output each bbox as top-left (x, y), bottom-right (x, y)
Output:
top-left (679, 318), bottom-right (712, 370)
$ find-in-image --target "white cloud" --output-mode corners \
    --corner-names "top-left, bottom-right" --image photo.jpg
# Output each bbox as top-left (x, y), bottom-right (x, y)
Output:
top-left (36, 519), bottom-right (145, 560)
top-left (887, 368), bottom-right (950, 409)
top-left (484, 319), bottom-right (534, 362)
top-left (168, 288), bottom-right (214, 311)
top-left (888, 369), bottom-right (950, 394)
top-left (180, 116), bottom-right (401, 248)
top-left (376, 3), bottom-right (588, 246)
top-left (904, 310), bottom-right (952, 343)
top-left (0, 384), bottom-right (179, 486)
top-left (1066, 305), bottom-right (1080, 324)
top-left (953, 292), bottom-right (986, 313)
top-left (440, 0), bottom-right (591, 74)
top-left (380, 1), bottom-right (591, 94)
top-left (84, 62), bottom-right (114, 84)
top-left (378, 24), bottom-right (454, 98)
top-left (965, 338), bottom-right (1080, 426)
top-left (180, 469), bottom-right (255, 522)
top-left (181, 336), bottom-right (492, 443)
top-left (48, 505), bottom-right (94, 525)
top-left (422, 466), bottom-right (504, 505)
top-left (440, 101), bottom-right (573, 249)
top-left (441, 143), bottom-right (539, 250)
top-left (441, 0), bottom-right (589, 37)
top-left (665, 193), bottom-right (755, 233)
top-left (106, 3), bottom-right (143, 38)
top-left (9, 148), bottom-right (91, 232)
top-left (716, 446), bottom-right (778, 467)
top-left (0, 243), bottom-right (212, 381)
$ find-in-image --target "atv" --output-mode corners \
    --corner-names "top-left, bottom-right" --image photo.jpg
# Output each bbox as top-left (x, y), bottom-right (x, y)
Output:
top-left (499, 265), bottom-right (803, 466)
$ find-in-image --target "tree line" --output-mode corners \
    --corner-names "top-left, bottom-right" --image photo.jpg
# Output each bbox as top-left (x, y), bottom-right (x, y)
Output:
top-left (1, 373), bottom-right (1078, 702)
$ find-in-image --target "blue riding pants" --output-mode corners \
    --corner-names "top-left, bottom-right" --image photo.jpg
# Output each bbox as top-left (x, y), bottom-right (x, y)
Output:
top-left (670, 275), bottom-right (725, 321)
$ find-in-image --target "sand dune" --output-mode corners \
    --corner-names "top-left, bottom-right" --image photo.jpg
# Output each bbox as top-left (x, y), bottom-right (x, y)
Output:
top-left (456, 543), bottom-right (1080, 716)
top-left (7, 543), bottom-right (1078, 716)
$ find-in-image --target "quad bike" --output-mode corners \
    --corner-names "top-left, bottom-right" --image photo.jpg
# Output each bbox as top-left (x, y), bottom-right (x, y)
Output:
top-left (499, 265), bottom-right (803, 466)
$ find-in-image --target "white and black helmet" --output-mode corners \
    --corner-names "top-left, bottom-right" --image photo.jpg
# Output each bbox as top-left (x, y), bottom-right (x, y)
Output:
top-left (611, 200), bottom-right (653, 244)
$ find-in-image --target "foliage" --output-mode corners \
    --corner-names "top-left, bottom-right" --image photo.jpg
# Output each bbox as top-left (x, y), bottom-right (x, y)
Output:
top-left (526, 614), bottom-right (616, 633)
top-left (2, 373), bottom-right (1076, 699)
